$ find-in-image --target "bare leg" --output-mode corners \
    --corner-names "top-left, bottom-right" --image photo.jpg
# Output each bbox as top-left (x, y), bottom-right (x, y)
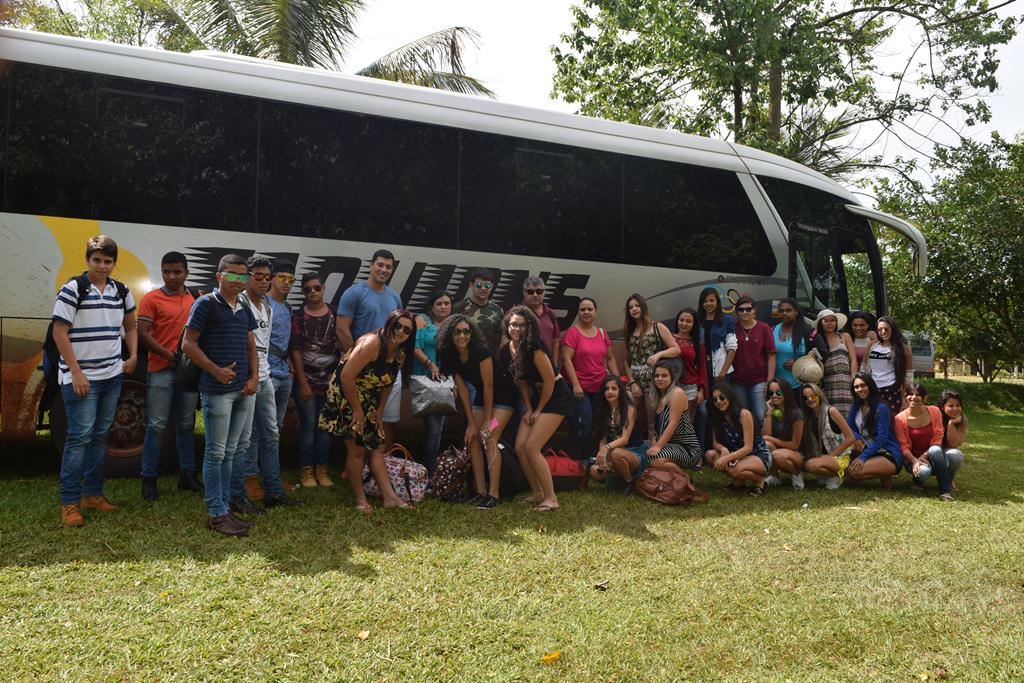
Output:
top-left (610, 447), bottom-right (641, 481)
top-left (367, 447), bottom-right (411, 508)
top-left (515, 418), bottom-right (543, 503)
top-left (382, 422), bottom-right (396, 452)
top-left (524, 412), bottom-right (565, 510)
top-left (729, 455), bottom-right (767, 487)
top-left (483, 408), bottom-right (514, 498)
top-left (468, 409), bottom-right (488, 496)
top-left (344, 440), bottom-right (372, 512)
top-left (847, 455), bottom-right (898, 485)
top-left (770, 448), bottom-right (803, 475)
top-left (804, 456), bottom-right (839, 476)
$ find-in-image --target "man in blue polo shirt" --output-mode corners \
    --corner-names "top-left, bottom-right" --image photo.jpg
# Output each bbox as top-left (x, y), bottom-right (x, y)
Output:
top-left (52, 235), bottom-right (138, 527)
top-left (183, 254), bottom-right (258, 537)
top-left (338, 248), bottom-right (403, 446)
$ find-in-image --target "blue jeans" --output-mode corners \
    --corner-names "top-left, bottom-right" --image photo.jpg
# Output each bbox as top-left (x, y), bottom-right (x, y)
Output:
top-left (201, 390), bottom-right (255, 517)
top-left (420, 414), bottom-right (445, 475)
top-left (59, 375), bottom-right (123, 504)
top-left (567, 391), bottom-right (599, 459)
top-left (246, 375), bottom-right (292, 477)
top-left (732, 381), bottom-right (768, 428)
top-left (141, 369), bottom-right (198, 477)
top-left (295, 390), bottom-right (330, 466)
top-left (695, 399), bottom-right (708, 455)
top-left (233, 377), bottom-right (283, 498)
top-left (908, 445), bottom-right (964, 494)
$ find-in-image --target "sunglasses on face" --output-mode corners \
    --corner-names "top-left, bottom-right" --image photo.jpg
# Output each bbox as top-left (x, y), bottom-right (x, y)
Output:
top-left (453, 328), bottom-right (472, 337)
top-left (768, 389), bottom-right (784, 396)
top-left (249, 272), bottom-right (272, 281)
top-left (274, 274), bottom-right (296, 284)
top-left (221, 272), bottom-right (249, 283)
top-left (395, 324), bottom-right (413, 335)
top-left (712, 395), bottom-right (728, 404)
top-left (803, 394), bottom-right (817, 402)
top-left (303, 284), bottom-right (323, 293)
top-left (737, 306), bottom-right (754, 313)
top-left (508, 321), bottom-right (527, 329)
top-left (474, 282), bottom-right (493, 290)
top-left (525, 288), bottom-right (544, 295)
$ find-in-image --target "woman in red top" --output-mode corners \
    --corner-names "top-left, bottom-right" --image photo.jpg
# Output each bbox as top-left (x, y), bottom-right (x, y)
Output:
top-left (729, 294), bottom-right (776, 429)
top-left (893, 383), bottom-right (944, 494)
top-left (673, 307), bottom-right (708, 451)
top-left (561, 297), bottom-right (620, 459)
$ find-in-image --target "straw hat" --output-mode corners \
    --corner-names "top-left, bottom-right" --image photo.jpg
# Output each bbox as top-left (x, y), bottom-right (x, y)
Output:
top-left (813, 308), bottom-right (848, 330)
top-left (792, 354), bottom-right (824, 385)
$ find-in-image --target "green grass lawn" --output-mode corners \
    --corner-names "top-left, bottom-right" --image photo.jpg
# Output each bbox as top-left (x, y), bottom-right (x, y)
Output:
top-left (2, 382), bottom-right (1024, 681)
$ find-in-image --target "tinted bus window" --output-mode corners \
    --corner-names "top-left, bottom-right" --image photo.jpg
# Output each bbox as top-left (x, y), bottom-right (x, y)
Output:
top-left (459, 131), bottom-right (622, 261)
top-left (758, 176), bottom-right (871, 234)
top-left (5, 63), bottom-right (258, 230)
top-left (259, 101), bottom-right (458, 248)
top-left (624, 157), bottom-right (775, 275)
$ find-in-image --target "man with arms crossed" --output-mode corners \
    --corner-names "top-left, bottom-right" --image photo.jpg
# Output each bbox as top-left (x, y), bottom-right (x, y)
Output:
top-left (183, 254), bottom-right (258, 537)
top-left (137, 251), bottom-right (201, 500)
top-left (337, 249), bottom-right (403, 447)
top-left (53, 235), bottom-right (138, 526)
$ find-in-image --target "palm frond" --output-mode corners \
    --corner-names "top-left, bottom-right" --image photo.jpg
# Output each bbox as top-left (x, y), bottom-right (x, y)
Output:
top-left (357, 26), bottom-right (495, 98)
top-left (244, 0), bottom-right (362, 68)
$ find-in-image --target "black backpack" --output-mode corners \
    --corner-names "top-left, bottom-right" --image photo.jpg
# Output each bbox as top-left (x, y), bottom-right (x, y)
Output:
top-left (38, 273), bottom-right (130, 420)
top-left (176, 291), bottom-right (216, 393)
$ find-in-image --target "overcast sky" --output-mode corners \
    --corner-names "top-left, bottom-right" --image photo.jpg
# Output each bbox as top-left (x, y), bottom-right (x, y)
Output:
top-left (344, 0), bottom-right (1024, 189)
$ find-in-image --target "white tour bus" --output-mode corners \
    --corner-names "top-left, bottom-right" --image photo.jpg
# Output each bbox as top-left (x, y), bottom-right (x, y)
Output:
top-left (0, 27), bottom-right (927, 474)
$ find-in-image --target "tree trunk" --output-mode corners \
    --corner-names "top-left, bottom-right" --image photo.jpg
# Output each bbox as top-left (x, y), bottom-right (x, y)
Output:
top-left (768, 55), bottom-right (782, 141)
top-left (733, 74), bottom-right (744, 142)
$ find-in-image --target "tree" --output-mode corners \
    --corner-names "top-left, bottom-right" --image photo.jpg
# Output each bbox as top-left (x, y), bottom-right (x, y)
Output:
top-left (875, 134), bottom-right (1024, 382)
top-left (4, 0), bottom-right (494, 97)
top-left (551, 0), bottom-right (1019, 178)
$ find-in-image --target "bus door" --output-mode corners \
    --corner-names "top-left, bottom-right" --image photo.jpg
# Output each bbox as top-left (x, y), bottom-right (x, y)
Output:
top-left (788, 222), bottom-right (886, 316)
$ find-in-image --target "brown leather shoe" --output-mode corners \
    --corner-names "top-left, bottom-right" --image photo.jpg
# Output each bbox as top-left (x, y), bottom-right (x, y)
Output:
top-left (207, 514), bottom-right (249, 537)
top-left (299, 466), bottom-right (317, 488)
top-left (314, 464), bottom-right (334, 487)
top-left (280, 477), bottom-right (295, 492)
top-left (61, 504), bottom-right (84, 527)
top-left (80, 495), bottom-right (118, 512)
top-left (244, 475), bottom-right (265, 501)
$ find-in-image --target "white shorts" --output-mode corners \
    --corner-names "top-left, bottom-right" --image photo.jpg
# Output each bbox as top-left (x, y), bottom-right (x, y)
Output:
top-left (382, 373), bottom-right (402, 423)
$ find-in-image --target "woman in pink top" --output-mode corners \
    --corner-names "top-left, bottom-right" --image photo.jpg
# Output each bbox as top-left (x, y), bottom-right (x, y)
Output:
top-left (893, 383), bottom-right (944, 494)
top-left (561, 297), bottom-right (620, 459)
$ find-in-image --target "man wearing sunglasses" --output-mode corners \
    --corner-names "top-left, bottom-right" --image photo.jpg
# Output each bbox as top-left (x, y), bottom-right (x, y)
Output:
top-left (519, 276), bottom-right (560, 366)
top-left (183, 254), bottom-right (259, 537)
top-left (230, 256), bottom-right (302, 514)
top-left (338, 249), bottom-right (404, 448)
top-left (453, 268), bottom-right (504, 354)
top-left (265, 260), bottom-right (297, 487)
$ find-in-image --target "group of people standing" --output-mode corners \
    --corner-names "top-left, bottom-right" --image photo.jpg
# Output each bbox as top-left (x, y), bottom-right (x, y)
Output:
top-left (51, 236), bottom-right (969, 536)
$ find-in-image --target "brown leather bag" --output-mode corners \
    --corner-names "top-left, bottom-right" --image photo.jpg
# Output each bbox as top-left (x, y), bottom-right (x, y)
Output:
top-left (635, 465), bottom-right (709, 506)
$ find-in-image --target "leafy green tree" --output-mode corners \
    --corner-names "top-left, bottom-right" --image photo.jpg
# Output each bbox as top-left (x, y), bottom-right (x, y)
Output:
top-left (552, 0), bottom-right (1019, 177)
top-left (875, 134), bottom-right (1024, 382)
top-left (4, 0), bottom-right (494, 96)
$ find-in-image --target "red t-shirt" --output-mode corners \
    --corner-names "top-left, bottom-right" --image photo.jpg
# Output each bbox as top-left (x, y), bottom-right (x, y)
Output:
top-left (562, 325), bottom-right (612, 394)
top-left (731, 321), bottom-right (776, 384)
top-left (674, 336), bottom-right (705, 389)
top-left (137, 287), bottom-right (197, 373)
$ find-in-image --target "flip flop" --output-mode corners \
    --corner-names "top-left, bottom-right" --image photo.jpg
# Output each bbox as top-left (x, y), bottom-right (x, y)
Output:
top-left (748, 486), bottom-right (764, 497)
top-left (354, 503), bottom-right (374, 514)
top-left (533, 504), bottom-right (559, 513)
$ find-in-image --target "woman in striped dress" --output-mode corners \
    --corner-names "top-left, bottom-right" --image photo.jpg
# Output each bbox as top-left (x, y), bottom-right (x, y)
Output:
top-left (812, 309), bottom-right (856, 416)
top-left (610, 360), bottom-right (702, 486)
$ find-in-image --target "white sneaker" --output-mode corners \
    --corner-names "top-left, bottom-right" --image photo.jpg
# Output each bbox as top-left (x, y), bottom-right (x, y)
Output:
top-left (824, 476), bottom-right (842, 490)
top-left (764, 475), bottom-right (781, 486)
top-left (791, 473), bottom-right (805, 490)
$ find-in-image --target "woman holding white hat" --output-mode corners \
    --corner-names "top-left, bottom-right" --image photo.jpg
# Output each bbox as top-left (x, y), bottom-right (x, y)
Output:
top-left (812, 309), bottom-right (856, 416)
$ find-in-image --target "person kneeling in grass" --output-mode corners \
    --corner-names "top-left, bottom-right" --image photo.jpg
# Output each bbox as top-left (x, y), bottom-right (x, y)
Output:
top-left (704, 382), bottom-right (772, 496)
top-left (761, 378), bottom-right (807, 489)
top-left (799, 383), bottom-right (855, 490)
top-left (588, 375), bottom-right (637, 484)
top-left (935, 389), bottom-right (968, 502)
top-left (845, 372), bottom-right (902, 489)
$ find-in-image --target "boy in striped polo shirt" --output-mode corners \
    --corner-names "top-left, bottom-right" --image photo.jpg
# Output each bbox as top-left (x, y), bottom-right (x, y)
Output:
top-left (52, 235), bottom-right (138, 527)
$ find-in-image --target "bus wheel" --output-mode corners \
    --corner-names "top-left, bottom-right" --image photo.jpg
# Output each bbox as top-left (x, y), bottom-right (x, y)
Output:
top-left (49, 379), bottom-right (179, 479)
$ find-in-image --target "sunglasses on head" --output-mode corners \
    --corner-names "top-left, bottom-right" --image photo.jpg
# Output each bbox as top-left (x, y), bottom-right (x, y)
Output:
top-left (220, 272), bottom-right (249, 283)
top-left (525, 288), bottom-right (544, 295)
top-left (303, 284), bottom-right (323, 293)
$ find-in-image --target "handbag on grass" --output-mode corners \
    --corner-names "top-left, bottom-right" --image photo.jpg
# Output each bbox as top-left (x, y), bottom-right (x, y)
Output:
top-left (543, 448), bottom-right (588, 492)
top-left (410, 374), bottom-right (457, 416)
top-left (432, 444), bottom-right (472, 502)
top-left (361, 444), bottom-right (428, 505)
top-left (635, 465), bottom-right (709, 506)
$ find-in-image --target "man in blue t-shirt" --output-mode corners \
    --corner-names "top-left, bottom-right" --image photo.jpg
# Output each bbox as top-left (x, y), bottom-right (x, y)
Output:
top-left (338, 248), bottom-right (404, 446)
top-left (183, 254), bottom-right (258, 538)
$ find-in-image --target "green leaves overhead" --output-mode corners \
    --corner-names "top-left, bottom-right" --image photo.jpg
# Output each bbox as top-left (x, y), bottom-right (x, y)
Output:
top-left (552, 0), bottom-right (1020, 178)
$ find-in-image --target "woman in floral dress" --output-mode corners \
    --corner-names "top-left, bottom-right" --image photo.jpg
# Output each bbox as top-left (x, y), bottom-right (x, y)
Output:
top-left (320, 310), bottom-right (416, 513)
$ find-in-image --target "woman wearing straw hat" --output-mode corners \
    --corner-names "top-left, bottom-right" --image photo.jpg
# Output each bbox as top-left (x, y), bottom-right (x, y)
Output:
top-left (811, 309), bottom-right (856, 416)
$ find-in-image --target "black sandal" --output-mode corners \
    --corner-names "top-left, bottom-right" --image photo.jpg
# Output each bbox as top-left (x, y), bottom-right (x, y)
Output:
top-left (723, 482), bottom-right (745, 493)
top-left (749, 486), bottom-right (764, 497)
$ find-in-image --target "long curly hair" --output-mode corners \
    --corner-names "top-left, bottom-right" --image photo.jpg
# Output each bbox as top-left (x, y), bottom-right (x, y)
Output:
top-left (623, 293), bottom-right (652, 341)
top-left (765, 377), bottom-right (801, 437)
top-left (673, 307), bottom-right (702, 378)
top-left (850, 371), bottom-right (881, 435)
top-left (504, 305), bottom-right (545, 381)
top-left (708, 382), bottom-right (745, 443)
top-left (876, 316), bottom-right (908, 384)
top-left (378, 309), bottom-right (416, 383)
top-left (594, 374), bottom-right (634, 441)
top-left (435, 314), bottom-right (488, 376)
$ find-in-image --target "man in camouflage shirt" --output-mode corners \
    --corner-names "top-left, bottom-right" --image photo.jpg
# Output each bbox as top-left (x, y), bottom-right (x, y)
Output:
top-left (452, 268), bottom-right (504, 354)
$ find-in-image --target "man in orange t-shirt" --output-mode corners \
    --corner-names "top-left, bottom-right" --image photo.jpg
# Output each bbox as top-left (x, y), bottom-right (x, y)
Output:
top-left (137, 251), bottom-right (201, 500)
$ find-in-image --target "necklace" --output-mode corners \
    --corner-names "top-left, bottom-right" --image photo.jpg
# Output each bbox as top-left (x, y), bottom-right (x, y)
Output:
top-left (740, 323), bottom-right (756, 342)
top-left (778, 324), bottom-right (792, 342)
